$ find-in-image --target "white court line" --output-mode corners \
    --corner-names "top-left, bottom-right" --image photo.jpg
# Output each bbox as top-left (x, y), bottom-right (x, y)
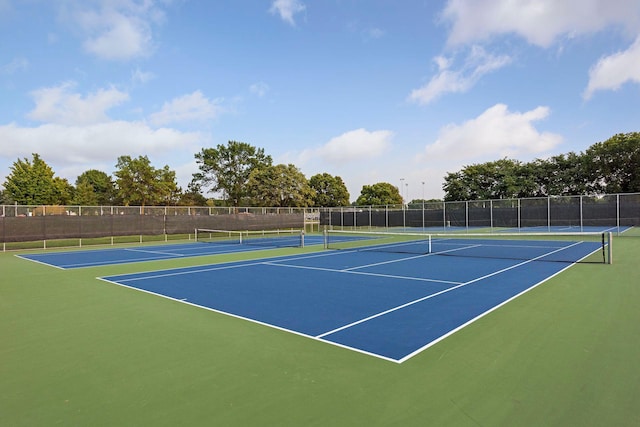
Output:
top-left (263, 261), bottom-right (462, 285)
top-left (341, 253), bottom-right (431, 271)
top-left (15, 254), bottom-right (68, 270)
top-left (108, 249), bottom-right (356, 282)
top-left (397, 249), bottom-right (595, 363)
top-left (100, 240), bottom-right (593, 363)
top-left (341, 244), bottom-right (483, 271)
top-left (124, 248), bottom-right (187, 256)
top-left (96, 276), bottom-right (402, 364)
top-left (24, 242), bottom-right (286, 269)
top-left (315, 241), bottom-right (585, 341)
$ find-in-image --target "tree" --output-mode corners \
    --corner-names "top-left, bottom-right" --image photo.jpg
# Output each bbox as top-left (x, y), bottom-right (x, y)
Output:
top-left (178, 183), bottom-right (208, 206)
top-left (246, 164), bottom-right (314, 207)
top-left (308, 173), bottom-right (350, 206)
top-left (526, 153), bottom-right (588, 197)
top-left (441, 133), bottom-right (640, 201)
top-left (355, 182), bottom-right (402, 206)
top-left (442, 158), bottom-right (533, 201)
top-left (74, 169), bottom-right (116, 205)
top-left (584, 132), bottom-right (640, 193)
top-left (73, 180), bottom-right (99, 205)
top-left (114, 155), bottom-right (180, 206)
top-left (3, 154), bottom-right (58, 204)
top-left (192, 141), bottom-right (272, 206)
top-left (53, 177), bottom-right (74, 205)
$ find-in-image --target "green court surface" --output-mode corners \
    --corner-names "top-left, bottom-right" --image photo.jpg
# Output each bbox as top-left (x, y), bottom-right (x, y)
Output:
top-left (2, 237), bottom-right (639, 426)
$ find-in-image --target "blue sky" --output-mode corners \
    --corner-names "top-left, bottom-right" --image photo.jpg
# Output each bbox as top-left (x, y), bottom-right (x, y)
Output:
top-left (1, 0), bottom-right (639, 202)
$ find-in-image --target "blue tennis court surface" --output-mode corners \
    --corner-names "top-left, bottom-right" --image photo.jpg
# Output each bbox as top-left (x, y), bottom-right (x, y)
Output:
top-left (388, 225), bottom-right (627, 234)
top-left (100, 237), bottom-right (604, 363)
top-left (19, 236), bottom-right (326, 269)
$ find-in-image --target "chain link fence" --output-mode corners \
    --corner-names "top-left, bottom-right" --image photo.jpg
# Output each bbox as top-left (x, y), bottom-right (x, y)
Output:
top-left (3, 194), bottom-right (637, 250)
top-left (320, 193), bottom-right (640, 235)
top-left (1, 205), bottom-right (319, 250)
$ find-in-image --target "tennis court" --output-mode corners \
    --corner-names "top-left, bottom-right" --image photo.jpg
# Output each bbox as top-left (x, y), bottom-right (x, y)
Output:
top-left (99, 232), bottom-right (608, 363)
top-left (19, 229), bottom-right (321, 269)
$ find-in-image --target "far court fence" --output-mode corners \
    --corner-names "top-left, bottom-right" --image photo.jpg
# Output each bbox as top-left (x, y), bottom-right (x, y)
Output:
top-left (1, 205), bottom-right (319, 251)
top-left (320, 193), bottom-right (640, 235)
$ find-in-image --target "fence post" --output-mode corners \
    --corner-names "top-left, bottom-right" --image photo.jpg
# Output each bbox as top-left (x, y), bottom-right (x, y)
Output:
top-left (580, 195), bottom-right (583, 231)
top-left (443, 201), bottom-right (446, 229)
top-left (465, 201), bottom-right (469, 231)
top-left (386, 205), bottom-right (389, 229)
top-left (617, 194), bottom-right (620, 233)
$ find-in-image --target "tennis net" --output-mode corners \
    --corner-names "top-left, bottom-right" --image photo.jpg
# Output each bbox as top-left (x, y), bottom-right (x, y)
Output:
top-left (195, 228), bottom-right (305, 248)
top-left (324, 229), bottom-right (612, 264)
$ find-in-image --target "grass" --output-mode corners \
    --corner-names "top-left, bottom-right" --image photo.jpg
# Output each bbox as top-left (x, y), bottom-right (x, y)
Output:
top-left (2, 233), bottom-right (194, 251)
top-left (1, 237), bottom-right (639, 426)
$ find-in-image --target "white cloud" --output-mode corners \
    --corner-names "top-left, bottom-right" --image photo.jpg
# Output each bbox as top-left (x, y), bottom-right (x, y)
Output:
top-left (249, 82), bottom-right (270, 97)
top-left (422, 104), bottom-right (562, 163)
top-left (131, 67), bottom-right (155, 85)
top-left (409, 46), bottom-right (511, 105)
top-left (82, 13), bottom-right (151, 60)
top-left (584, 36), bottom-right (640, 99)
top-left (269, 0), bottom-right (306, 26)
top-left (1, 57), bottom-right (29, 74)
top-left (148, 91), bottom-right (224, 126)
top-left (27, 82), bottom-right (129, 126)
top-left (70, 0), bottom-right (168, 60)
top-left (1, 81), bottom-right (208, 188)
top-left (442, 0), bottom-right (640, 47)
top-left (0, 121), bottom-right (203, 168)
top-left (346, 21), bottom-right (386, 41)
top-left (316, 128), bottom-right (394, 163)
top-left (366, 27), bottom-right (385, 40)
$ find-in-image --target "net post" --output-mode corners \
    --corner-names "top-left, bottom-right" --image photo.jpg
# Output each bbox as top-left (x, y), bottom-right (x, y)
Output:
top-left (323, 228), bottom-right (328, 249)
top-left (607, 232), bottom-right (613, 265)
top-left (300, 230), bottom-right (305, 248)
top-left (194, 228), bottom-right (198, 242)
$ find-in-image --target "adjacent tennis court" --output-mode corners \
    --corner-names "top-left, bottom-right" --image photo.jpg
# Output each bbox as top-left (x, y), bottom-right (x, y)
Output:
top-left (99, 232), bottom-right (607, 362)
top-left (19, 229), bottom-right (320, 269)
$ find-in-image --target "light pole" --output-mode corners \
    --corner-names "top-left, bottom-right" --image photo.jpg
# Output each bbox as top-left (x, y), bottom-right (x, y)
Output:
top-left (422, 181), bottom-right (425, 230)
top-left (406, 183), bottom-right (409, 206)
top-left (405, 182), bottom-right (409, 229)
top-left (399, 178), bottom-right (405, 207)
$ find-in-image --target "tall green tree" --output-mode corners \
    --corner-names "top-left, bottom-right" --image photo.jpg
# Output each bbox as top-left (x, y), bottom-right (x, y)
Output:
top-left (74, 169), bottom-right (116, 205)
top-left (114, 155), bottom-right (180, 206)
top-left (584, 132), bottom-right (640, 193)
top-left (246, 164), bottom-right (314, 207)
top-left (355, 182), bottom-right (402, 206)
top-left (3, 154), bottom-right (58, 204)
top-left (309, 173), bottom-right (350, 206)
top-left (192, 141), bottom-right (272, 206)
top-left (53, 177), bottom-right (74, 205)
top-left (178, 182), bottom-right (208, 206)
top-left (73, 180), bottom-right (99, 205)
top-left (441, 132), bottom-right (640, 201)
top-left (526, 153), bottom-right (588, 197)
top-left (443, 159), bottom-right (533, 201)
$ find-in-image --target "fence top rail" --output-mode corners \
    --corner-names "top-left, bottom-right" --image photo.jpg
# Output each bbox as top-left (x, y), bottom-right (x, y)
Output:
top-left (1, 192), bottom-right (639, 215)
top-left (318, 192), bottom-right (639, 211)
top-left (0, 205), bottom-right (318, 217)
